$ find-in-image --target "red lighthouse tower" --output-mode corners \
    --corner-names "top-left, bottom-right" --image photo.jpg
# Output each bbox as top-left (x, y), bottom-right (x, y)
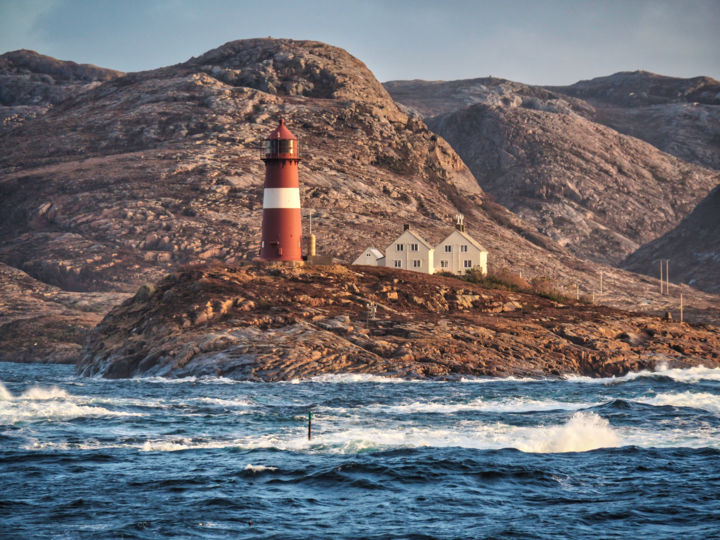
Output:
top-left (259, 119), bottom-right (302, 261)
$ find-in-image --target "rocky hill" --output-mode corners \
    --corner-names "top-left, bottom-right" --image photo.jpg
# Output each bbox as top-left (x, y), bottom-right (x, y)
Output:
top-left (623, 185), bottom-right (720, 294)
top-left (77, 263), bottom-right (720, 380)
top-left (0, 49), bottom-right (121, 133)
top-left (549, 71), bottom-right (720, 170)
top-left (385, 75), bottom-right (719, 267)
top-left (2, 39), bottom-right (720, 364)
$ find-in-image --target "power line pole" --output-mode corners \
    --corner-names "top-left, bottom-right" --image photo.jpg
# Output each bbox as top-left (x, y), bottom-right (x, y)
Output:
top-left (659, 260), bottom-right (663, 294)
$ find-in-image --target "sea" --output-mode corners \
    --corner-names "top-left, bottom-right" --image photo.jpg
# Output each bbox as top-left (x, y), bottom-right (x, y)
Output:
top-left (1, 361), bottom-right (720, 539)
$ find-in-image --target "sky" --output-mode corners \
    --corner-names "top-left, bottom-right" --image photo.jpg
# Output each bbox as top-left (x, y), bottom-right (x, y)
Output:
top-left (0, 0), bottom-right (718, 85)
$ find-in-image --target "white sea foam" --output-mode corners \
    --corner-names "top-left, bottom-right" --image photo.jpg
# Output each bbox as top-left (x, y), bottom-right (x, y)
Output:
top-left (635, 391), bottom-right (720, 414)
top-left (0, 382), bottom-right (143, 423)
top-left (185, 397), bottom-right (254, 408)
top-left (293, 373), bottom-right (418, 384)
top-left (356, 397), bottom-right (599, 415)
top-left (515, 412), bottom-right (620, 453)
top-left (564, 365), bottom-right (720, 384)
top-left (244, 464), bottom-right (278, 472)
top-left (459, 376), bottom-right (543, 383)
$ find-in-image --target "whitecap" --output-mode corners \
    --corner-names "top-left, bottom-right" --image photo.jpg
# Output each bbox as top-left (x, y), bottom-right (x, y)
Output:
top-left (0, 383), bottom-right (143, 423)
top-left (564, 364), bottom-right (720, 384)
top-left (355, 397), bottom-right (599, 415)
top-left (243, 464), bottom-right (278, 472)
top-left (515, 412), bottom-right (620, 453)
top-left (294, 373), bottom-right (418, 384)
top-left (635, 391), bottom-right (720, 414)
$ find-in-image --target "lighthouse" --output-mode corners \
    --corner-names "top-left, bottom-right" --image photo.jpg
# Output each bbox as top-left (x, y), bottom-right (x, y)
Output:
top-left (259, 119), bottom-right (302, 261)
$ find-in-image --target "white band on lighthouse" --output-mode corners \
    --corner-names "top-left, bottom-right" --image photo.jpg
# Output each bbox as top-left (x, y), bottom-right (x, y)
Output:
top-left (263, 188), bottom-right (301, 209)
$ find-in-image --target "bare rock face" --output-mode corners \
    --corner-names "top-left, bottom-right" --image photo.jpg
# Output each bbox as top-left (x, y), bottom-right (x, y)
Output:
top-left (0, 262), bottom-right (127, 363)
top-left (0, 49), bottom-right (121, 133)
top-left (623, 185), bottom-right (720, 294)
top-left (549, 71), bottom-right (720, 170)
top-left (386, 76), bottom-right (719, 266)
top-left (384, 77), bottom-right (593, 118)
top-left (426, 102), bottom-right (718, 265)
top-left (77, 263), bottom-right (720, 380)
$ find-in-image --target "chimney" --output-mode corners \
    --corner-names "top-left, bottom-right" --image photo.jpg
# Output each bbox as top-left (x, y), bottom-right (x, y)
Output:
top-left (455, 214), bottom-right (465, 232)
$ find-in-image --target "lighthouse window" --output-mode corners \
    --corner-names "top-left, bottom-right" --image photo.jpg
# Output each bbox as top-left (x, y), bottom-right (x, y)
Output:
top-left (279, 139), bottom-right (294, 154)
top-left (410, 243), bottom-right (418, 251)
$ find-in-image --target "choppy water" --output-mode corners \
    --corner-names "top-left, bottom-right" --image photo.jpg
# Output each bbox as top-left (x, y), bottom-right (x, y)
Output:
top-left (2, 362), bottom-right (720, 539)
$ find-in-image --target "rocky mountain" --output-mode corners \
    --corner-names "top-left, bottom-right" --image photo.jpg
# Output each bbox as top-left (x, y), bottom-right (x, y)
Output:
top-left (0, 49), bottom-right (121, 133)
top-left (2, 39), bottom-right (719, 363)
top-left (77, 263), bottom-right (720, 380)
top-left (623, 185), bottom-right (720, 295)
top-left (385, 75), bottom-right (719, 267)
top-left (549, 71), bottom-right (720, 170)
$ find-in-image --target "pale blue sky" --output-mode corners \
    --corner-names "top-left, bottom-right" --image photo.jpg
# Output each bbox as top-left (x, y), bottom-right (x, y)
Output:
top-left (1, 0), bottom-right (718, 85)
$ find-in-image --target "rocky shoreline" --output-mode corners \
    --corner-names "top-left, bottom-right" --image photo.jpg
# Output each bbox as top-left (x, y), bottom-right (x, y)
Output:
top-left (76, 263), bottom-right (720, 381)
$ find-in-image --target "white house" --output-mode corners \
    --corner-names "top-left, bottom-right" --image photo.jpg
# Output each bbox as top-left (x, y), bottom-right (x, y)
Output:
top-left (352, 247), bottom-right (385, 267)
top-left (434, 217), bottom-right (488, 275)
top-left (384, 225), bottom-right (434, 274)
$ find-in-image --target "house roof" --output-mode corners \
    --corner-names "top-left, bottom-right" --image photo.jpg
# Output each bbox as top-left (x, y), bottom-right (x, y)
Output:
top-left (440, 229), bottom-right (488, 252)
top-left (365, 248), bottom-right (384, 259)
top-left (397, 229), bottom-right (434, 250)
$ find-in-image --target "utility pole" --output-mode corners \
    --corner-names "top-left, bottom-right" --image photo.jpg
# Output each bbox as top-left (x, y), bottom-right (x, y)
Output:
top-left (600, 271), bottom-right (604, 295)
top-left (659, 260), bottom-right (663, 294)
top-left (576, 283), bottom-right (579, 301)
top-left (665, 259), bottom-right (670, 295)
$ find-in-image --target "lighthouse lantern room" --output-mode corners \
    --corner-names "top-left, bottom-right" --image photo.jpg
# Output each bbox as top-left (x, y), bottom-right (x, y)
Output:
top-left (259, 119), bottom-right (303, 262)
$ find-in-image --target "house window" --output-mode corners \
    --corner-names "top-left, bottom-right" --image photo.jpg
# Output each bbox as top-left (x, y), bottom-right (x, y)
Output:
top-left (410, 243), bottom-right (419, 251)
top-left (396, 244), bottom-right (404, 251)
top-left (461, 245), bottom-right (468, 252)
top-left (440, 260), bottom-right (449, 268)
top-left (464, 260), bottom-right (472, 268)
top-left (413, 259), bottom-right (421, 268)
top-left (444, 245), bottom-right (452, 252)
top-left (394, 260), bottom-right (402, 268)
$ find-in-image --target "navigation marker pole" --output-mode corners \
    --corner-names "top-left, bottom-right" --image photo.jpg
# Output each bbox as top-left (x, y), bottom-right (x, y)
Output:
top-left (308, 411), bottom-right (312, 441)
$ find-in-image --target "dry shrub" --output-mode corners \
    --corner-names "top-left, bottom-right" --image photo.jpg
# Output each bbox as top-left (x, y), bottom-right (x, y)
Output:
top-left (464, 266), bottom-right (531, 292)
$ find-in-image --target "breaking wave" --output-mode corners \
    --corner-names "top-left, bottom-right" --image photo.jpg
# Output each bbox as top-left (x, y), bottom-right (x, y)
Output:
top-left (636, 391), bottom-right (720, 414)
top-left (564, 365), bottom-right (720, 384)
top-left (0, 381), bottom-right (142, 423)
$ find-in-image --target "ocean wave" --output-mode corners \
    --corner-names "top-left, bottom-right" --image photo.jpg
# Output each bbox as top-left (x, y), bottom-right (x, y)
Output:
top-left (564, 365), bottom-right (720, 384)
top-left (459, 376), bottom-right (544, 383)
top-left (353, 397), bottom-right (599, 415)
top-left (292, 373), bottom-right (419, 384)
top-left (515, 412), bottom-right (620, 453)
top-left (0, 381), bottom-right (143, 423)
top-left (635, 391), bottom-right (720, 414)
top-left (243, 464), bottom-right (278, 472)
